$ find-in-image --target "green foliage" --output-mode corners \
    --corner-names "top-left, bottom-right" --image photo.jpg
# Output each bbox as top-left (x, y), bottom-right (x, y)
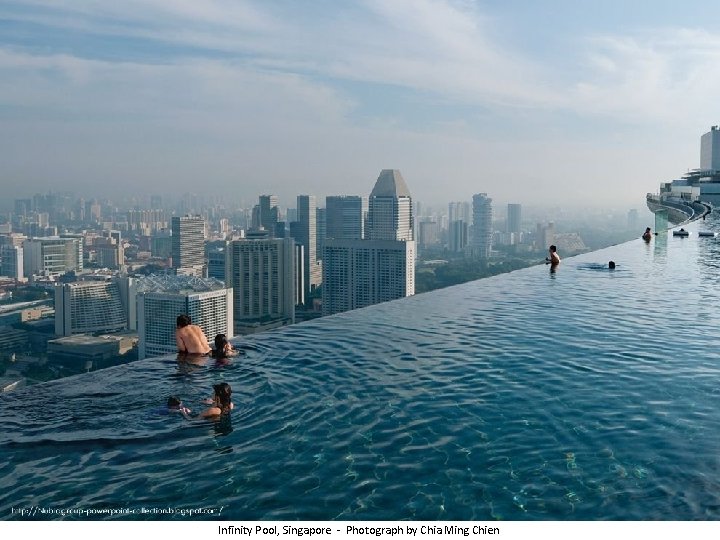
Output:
top-left (415, 258), bottom-right (535, 293)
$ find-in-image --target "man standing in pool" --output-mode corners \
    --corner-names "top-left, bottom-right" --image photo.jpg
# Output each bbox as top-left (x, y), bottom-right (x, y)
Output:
top-left (175, 314), bottom-right (212, 356)
top-left (546, 245), bottom-right (560, 265)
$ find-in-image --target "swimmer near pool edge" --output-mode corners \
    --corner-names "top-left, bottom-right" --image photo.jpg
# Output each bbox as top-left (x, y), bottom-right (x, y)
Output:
top-left (219, 524), bottom-right (501, 536)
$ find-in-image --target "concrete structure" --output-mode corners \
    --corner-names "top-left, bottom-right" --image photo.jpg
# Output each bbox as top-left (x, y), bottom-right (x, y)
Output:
top-left (367, 170), bottom-right (414, 241)
top-left (257, 195), bottom-right (279, 235)
top-left (316, 207), bottom-right (326, 261)
top-left (701, 125), bottom-right (720, 171)
top-left (54, 279), bottom-right (131, 336)
top-left (228, 238), bottom-right (296, 330)
top-left (171, 215), bottom-right (206, 276)
top-left (47, 333), bottom-right (137, 370)
top-left (23, 237), bottom-right (82, 277)
top-left (448, 220), bottom-right (468, 253)
top-left (448, 201), bottom-right (471, 224)
top-left (135, 274), bottom-right (233, 359)
top-left (322, 239), bottom-right (415, 316)
top-left (470, 194), bottom-right (493, 258)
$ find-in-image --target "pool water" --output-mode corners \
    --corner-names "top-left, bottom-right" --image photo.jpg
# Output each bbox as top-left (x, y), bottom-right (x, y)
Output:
top-left (2, 214), bottom-right (720, 520)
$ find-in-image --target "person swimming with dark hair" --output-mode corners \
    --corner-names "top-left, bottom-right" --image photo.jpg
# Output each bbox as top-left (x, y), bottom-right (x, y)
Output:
top-left (213, 334), bottom-right (235, 358)
top-left (642, 227), bottom-right (652, 241)
top-left (608, 261), bottom-right (616, 269)
top-left (196, 383), bottom-right (234, 419)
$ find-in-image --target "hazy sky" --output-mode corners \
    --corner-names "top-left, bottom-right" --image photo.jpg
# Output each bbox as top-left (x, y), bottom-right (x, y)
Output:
top-left (1, 1), bottom-right (718, 209)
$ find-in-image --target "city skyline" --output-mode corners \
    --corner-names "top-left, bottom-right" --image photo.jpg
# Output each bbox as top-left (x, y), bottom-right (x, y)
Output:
top-left (2, 2), bottom-right (719, 207)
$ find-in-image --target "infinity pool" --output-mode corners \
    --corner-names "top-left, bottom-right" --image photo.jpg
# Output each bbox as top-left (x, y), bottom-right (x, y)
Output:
top-left (2, 214), bottom-right (720, 520)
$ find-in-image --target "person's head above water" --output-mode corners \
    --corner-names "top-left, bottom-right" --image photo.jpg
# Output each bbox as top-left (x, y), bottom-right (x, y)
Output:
top-left (213, 382), bottom-right (233, 413)
top-left (167, 396), bottom-right (182, 408)
top-left (176, 314), bottom-right (191, 328)
top-left (549, 245), bottom-right (557, 252)
top-left (608, 261), bottom-right (616, 269)
top-left (214, 333), bottom-right (228, 351)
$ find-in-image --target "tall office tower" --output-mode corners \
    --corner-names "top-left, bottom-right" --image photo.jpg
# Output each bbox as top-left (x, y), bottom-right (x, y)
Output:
top-left (470, 193), bottom-right (493, 258)
top-left (326, 196), bottom-right (368, 240)
top-left (322, 239), bottom-right (415, 316)
top-left (448, 201), bottom-right (471, 224)
top-left (536, 222), bottom-right (556, 250)
top-left (55, 280), bottom-right (129, 336)
top-left (448, 220), bottom-right (468, 253)
top-left (207, 241), bottom-right (230, 284)
top-left (23, 237), bottom-right (82, 277)
top-left (171, 215), bottom-right (206, 276)
top-left (258, 195), bottom-right (279, 235)
top-left (292, 195), bottom-right (320, 302)
top-left (367, 170), bottom-right (414, 241)
top-left (316, 207), bottom-right (326, 261)
top-left (228, 238), bottom-right (296, 329)
top-left (0, 245), bottom-right (24, 280)
top-left (418, 219), bottom-right (439, 248)
top-left (151, 228), bottom-right (172, 258)
top-left (135, 275), bottom-right (233, 359)
top-left (507, 203), bottom-right (522, 234)
top-left (701, 126), bottom-right (720, 171)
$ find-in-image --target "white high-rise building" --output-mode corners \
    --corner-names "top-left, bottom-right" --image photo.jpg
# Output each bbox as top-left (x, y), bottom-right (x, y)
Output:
top-left (470, 194), bottom-right (493, 259)
top-left (367, 170), bottom-right (414, 241)
top-left (228, 238), bottom-right (296, 327)
top-left (322, 170), bottom-right (415, 316)
top-left (55, 279), bottom-right (131, 336)
top-left (135, 275), bottom-right (232, 359)
top-left (23, 237), bottom-right (82, 277)
top-left (701, 126), bottom-right (720, 171)
top-left (322, 239), bottom-right (415, 316)
top-left (171, 215), bottom-right (206, 276)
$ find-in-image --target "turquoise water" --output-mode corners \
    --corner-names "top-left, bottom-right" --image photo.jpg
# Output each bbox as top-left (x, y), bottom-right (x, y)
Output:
top-left (3, 215), bottom-right (720, 520)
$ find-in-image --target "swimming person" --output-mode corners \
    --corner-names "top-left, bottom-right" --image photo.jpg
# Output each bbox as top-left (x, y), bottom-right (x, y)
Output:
top-left (608, 261), bottom-right (616, 269)
top-left (213, 334), bottom-right (235, 358)
top-left (175, 314), bottom-right (212, 356)
top-left (166, 396), bottom-right (192, 416)
top-left (196, 383), bottom-right (234, 420)
top-left (642, 227), bottom-right (652, 241)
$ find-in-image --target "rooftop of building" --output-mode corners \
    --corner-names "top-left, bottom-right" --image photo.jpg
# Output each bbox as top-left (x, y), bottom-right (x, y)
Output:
top-left (370, 169), bottom-right (412, 198)
top-left (135, 273), bottom-right (226, 294)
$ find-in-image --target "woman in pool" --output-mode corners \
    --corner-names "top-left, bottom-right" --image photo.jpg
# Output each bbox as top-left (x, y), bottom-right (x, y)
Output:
top-left (213, 334), bottom-right (235, 358)
top-left (196, 383), bottom-right (234, 419)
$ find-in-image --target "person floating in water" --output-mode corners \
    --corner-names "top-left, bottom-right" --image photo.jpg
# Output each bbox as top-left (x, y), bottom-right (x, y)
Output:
top-left (195, 383), bottom-right (234, 420)
top-left (608, 261), bottom-right (616, 269)
top-left (546, 245), bottom-right (560, 265)
top-left (166, 396), bottom-right (192, 416)
top-left (175, 314), bottom-right (211, 356)
top-left (642, 227), bottom-right (652, 241)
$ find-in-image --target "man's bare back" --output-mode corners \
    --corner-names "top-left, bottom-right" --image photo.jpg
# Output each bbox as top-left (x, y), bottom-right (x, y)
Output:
top-left (176, 314), bottom-right (211, 354)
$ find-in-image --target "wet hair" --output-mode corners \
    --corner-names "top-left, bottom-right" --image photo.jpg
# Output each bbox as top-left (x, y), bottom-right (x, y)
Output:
top-left (167, 396), bottom-right (182, 408)
top-left (176, 314), bottom-right (191, 328)
top-left (549, 245), bottom-right (557, 252)
top-left (213, 383), bottom-right (232, 414)
top-left (608, 261), bottom-right (616, 269)
top-left (214, 334), bottom-right (228, 357)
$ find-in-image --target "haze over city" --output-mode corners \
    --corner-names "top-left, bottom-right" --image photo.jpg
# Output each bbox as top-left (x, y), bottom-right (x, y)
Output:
top-left (2, 1), bottom-right (719, 207)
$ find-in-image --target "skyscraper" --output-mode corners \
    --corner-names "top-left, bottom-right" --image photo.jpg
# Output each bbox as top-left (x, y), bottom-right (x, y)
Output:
top-left (701, 126), bottom-right (720, 171)
top-left (367, 170), bottom-right (414, 241)
top-left (228, 238), bottom-right (297, 328)
top-left (258, 195), bottom-right (279, 235)
top-left (507, 203), bottom-right (522, 234)
top-left (322, 170), bottom-right (415, 316)
top-left (293, 195), bottom-right (320, 302)
top-left (326, 195), bottom-right (368, 241)
top-left (23, 237), bottom-right (82, 277)
top-left (470, 193), bottom-right (493, 259)
top-left (322, 239), bottom-right (415, 316)
top-left (171, 215), bottom-right (206, 276)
